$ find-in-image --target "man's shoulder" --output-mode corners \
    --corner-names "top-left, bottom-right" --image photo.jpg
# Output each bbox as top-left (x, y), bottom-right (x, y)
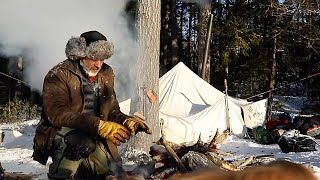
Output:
top-left (100, 63), bottom-right (114, 76)
top-left (46, 59), bottom-right (76, 77)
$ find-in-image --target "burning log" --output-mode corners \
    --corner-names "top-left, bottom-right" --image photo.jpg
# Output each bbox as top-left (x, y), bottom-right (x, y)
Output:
top-left (147, 119), bottom-right (239, 178)
top-left (181, 151), bottom-right (216, 170)
top-left (146, 120), bottom-right (286, 179)
top-left (150, 166), bottom-right (178, 179)
top-left (158, 119), bottom-right (187, 172)
top-left (205, 152), bottom-right (237, 171)
top-left (148, 141), bottom-right (238, 179)
top-left (237, 156), bottom-right (254, 169)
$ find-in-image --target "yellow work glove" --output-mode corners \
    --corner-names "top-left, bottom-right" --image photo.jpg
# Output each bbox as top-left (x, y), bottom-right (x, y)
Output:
top-left (123, 118), bottom-right (152, 134)
top-left (98, 120), bottom-right (131, 146)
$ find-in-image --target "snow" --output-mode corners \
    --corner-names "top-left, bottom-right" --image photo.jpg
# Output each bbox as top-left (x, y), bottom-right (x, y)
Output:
top-left (1, 119), bottom-right (320, 179)
top-left (0, 97), bottom-right (320, 179)
top-left (0, 120), bottom-right (49, 179)
top-left (219, 135), bottom-right (320, 179)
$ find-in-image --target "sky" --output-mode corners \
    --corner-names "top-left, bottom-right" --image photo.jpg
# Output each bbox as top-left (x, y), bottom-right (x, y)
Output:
top-left (0, 0), bottom-right (137, 101)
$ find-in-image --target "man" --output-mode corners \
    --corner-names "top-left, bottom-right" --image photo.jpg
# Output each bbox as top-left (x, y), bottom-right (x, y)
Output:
top-left (32, 30), bottom-right (151, 180)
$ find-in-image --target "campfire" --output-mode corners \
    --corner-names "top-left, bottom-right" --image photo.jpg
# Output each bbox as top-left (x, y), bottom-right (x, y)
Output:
top-left (123, 120), bottom-right (289, 180)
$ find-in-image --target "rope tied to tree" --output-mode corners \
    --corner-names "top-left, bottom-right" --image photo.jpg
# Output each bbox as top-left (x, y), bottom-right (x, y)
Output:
top-left (246, 72), bottom-right (320, 100)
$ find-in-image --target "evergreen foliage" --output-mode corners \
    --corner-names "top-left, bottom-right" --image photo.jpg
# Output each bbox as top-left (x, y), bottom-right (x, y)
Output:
top-left (148, 0), bottom-right (320, 100)
top-left (0, 98), bottom-right (39, 123)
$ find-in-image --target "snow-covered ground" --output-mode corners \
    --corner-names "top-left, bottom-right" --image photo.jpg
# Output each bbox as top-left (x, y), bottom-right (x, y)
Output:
top-left (220, 136), bottom-right (320, 179)
top-left (1, 119), bottom-right (320, 179)
top-left (0, 120), bottom-right (48, 179)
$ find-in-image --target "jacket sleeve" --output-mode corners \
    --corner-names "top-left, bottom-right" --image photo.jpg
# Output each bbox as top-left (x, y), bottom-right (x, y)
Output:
top-left (42, 66), bottom-right (99, 137)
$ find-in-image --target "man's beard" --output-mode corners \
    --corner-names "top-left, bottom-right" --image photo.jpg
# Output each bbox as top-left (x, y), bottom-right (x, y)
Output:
top-left (80, 60), bottom-right (101, 77)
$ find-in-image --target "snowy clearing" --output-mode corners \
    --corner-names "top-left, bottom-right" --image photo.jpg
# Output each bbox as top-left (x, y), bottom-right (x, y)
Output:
top-left (0, 120), bottom-right (320, 179)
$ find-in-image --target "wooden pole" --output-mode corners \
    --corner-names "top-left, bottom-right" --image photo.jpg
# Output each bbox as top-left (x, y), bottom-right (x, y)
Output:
top-left (265, 37), bottom-right (277, 123)
top-left (201, 14), bottom-right (214, 79)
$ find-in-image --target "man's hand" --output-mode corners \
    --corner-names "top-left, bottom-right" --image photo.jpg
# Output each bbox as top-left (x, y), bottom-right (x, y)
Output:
top-left (123, 118), bottom-right (152, 134)
top-left (98, 120), bottom-right (131, 146)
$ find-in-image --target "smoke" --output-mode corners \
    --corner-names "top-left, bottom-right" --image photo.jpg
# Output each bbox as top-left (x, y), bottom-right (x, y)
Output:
top-left (0, 0), bottom-right (137, 101)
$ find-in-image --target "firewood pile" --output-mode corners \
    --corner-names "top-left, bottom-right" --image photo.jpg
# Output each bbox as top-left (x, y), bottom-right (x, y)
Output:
top-left (138, 137), bottom-right (276, 179)
top-left (127, 120), bottom-right (277, 179)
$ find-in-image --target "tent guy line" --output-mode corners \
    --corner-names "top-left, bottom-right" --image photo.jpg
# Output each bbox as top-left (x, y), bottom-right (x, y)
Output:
top-left (246, 71), bottom-right (320, 100)
top-left (0, 71), bottom-right (30, 87)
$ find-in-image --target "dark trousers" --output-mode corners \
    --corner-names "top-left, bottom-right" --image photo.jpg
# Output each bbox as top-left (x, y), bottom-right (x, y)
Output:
top-left (48, 127), bottom-right (123, 179)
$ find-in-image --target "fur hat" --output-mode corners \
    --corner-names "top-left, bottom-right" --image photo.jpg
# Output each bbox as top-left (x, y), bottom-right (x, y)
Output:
top-left (65, 31), bottom-right (114, 61)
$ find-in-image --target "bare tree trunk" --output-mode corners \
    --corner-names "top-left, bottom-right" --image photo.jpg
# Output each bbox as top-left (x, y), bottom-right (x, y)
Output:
top-left (197, 3), bottom-right (211, 83)
top-left (129, 0), bottom-right (161, 152)
top-left (170, 0), bottom-right (179, 67)
top-left (178, 2), bottom-right (186, 64)
top-left (187, 4), bottom-right (194, 68)
top-left (193, 8), bottom-right (199, 72)
top-left (201, 14), bottom-right (213, 81)
top-left (306, 38), bottom-right (312, 101)
top-left (160, 0), bottom-right (170, 76)
top-left (265, 37), bottom-right (277, 122)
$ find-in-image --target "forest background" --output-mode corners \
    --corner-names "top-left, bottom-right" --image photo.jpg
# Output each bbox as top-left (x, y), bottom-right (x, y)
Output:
top-left (0, 0), bottom-right (319, 130)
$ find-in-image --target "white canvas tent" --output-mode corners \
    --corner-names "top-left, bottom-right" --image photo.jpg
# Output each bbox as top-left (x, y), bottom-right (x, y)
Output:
top-left (120, 62), bottom-right (267, 146)
top-left (159, 62), bottom-right (267, 145)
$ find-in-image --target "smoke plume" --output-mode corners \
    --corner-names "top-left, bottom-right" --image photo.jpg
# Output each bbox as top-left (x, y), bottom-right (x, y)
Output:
top-left (0, 0), bottom-right (137, 101)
